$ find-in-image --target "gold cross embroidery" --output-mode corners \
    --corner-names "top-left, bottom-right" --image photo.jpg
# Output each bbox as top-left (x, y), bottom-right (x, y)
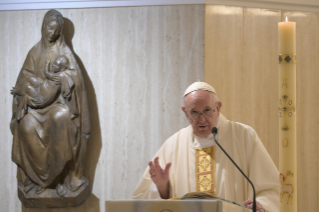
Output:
top-left (195, 146), bottom-right (216, 195)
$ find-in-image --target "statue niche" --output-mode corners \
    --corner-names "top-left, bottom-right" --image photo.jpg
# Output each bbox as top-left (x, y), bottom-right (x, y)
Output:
top-left (10, 9), bottom-right (91, 208)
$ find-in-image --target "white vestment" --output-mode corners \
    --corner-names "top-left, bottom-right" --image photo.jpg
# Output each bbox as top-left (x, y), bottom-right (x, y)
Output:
top-left (133, 114), bottom-right (280, 212)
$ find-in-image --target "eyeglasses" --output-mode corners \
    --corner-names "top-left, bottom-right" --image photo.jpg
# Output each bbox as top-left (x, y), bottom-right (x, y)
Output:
top-left (187, 107), bottom-right (216, 120)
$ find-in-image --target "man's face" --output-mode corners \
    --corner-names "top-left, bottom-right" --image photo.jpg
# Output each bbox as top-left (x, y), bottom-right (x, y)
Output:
top-left (182, 90), bottom-right (222, 138)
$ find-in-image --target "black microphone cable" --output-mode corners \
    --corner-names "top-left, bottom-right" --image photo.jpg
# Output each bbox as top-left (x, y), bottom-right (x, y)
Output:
top-left (212, 127), bottom-right (257, 212)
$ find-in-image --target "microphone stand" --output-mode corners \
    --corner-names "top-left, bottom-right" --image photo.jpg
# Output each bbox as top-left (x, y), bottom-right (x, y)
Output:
top-left (212, 128), bottom-right (256, 212)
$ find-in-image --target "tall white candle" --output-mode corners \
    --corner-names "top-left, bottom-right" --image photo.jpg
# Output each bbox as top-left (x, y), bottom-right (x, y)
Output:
top-left (278, 17), bottom-right (297, 212)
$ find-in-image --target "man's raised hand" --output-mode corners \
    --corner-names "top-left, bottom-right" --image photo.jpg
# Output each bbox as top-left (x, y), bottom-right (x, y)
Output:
top-left (148, 157), bottom-right (171, 199)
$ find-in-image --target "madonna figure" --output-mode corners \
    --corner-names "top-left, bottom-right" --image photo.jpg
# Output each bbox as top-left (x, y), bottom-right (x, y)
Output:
top-left (10, 9), bottom-right (91, 207)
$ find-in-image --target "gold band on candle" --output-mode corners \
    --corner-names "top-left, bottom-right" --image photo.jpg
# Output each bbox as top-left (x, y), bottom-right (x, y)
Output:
top-left (278, 54), bottom-right (296, 64)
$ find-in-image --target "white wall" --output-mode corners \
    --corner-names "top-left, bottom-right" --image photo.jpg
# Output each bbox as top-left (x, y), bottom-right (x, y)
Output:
top-left (0, 5), bottom-right (204, 212)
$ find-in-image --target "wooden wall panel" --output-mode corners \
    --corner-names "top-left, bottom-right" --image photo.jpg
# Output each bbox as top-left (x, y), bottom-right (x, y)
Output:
top-left (242, 8), bottom-right (280, 161)
top-left (283, 11), bottom-right (319, 212)
top-left (205, 5), bottom-right (280, 166)
top-left (205, 5), bottom-right (245, 121)
top-left (205, 5), bottom-right (319, 211)
top-left (317, 12), bottom-right (319, 212)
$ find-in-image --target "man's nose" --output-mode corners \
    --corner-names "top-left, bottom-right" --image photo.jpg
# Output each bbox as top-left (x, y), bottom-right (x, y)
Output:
top-left (197, 114), bottom-right (206, 122)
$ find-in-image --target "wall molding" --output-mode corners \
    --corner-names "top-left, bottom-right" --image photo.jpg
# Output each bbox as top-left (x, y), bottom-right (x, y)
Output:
top-left (0, 0), bottom-right (318, 13)
top-left (207, 0), bottom-right (319, 13)
top-left (0, 0), bottom-right (204, 11)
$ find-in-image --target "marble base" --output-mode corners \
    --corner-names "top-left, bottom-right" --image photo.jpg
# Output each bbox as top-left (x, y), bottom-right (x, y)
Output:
top-left (18, 177), bottom-right (90, 208)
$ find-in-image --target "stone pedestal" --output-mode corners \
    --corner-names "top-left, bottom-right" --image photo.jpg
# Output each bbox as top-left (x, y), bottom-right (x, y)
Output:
top-left (18, 177), bottom-right (90, 208)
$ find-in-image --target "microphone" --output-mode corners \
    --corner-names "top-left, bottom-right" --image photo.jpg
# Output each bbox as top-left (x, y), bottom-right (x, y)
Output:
top-left (212, 127), bottom-right (256, 212)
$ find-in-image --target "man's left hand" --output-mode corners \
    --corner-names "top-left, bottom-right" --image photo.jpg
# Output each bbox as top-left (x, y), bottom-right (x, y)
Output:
top-left (243, 199), bottom-right (266, 212)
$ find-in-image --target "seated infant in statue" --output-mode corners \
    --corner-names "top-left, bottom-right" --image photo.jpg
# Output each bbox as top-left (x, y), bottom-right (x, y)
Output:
top-left (11, 55), bottom-right (75, 120)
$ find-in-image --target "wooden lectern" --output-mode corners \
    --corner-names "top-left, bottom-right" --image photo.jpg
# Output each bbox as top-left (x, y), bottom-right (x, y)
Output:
top-left (105, 199), bottom-right (251, 212)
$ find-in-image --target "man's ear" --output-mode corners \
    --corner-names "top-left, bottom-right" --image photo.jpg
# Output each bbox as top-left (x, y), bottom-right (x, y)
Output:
top-left (181, 106), bottom-right (186, 113)
top-left (216, 101), bottom-right (222, 114)
top-left (181, 106), bottom-right (189, 120)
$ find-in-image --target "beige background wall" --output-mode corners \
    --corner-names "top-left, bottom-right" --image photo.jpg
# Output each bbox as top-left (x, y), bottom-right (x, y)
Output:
top-left (0, 5), bottom-right (204, 212)
top-left (205, 5), bottom-right (319, 212)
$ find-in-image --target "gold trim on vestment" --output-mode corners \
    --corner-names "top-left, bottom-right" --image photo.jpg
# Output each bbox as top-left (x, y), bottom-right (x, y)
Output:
top-left (195, 146), bottom-right (216, 196)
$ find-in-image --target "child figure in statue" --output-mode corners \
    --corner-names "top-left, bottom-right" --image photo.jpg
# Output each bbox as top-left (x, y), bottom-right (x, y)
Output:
top-left (11, 55), bottom-right (75, 121)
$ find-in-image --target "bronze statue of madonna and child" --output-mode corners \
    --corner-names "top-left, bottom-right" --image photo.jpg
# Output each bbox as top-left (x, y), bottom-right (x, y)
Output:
top-left (10, 9), bottom-right (91, 208)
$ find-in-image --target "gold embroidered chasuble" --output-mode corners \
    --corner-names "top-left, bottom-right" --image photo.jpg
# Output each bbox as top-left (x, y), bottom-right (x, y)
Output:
top-left (195, 146), bottom-right (216, 195)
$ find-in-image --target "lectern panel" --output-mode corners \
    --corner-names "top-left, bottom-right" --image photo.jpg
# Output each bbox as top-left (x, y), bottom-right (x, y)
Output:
top-left (105, 199), bottom-right (251, 212)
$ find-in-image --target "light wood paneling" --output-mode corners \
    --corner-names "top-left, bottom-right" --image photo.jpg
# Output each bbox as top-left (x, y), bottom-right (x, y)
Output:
top-left (205, 5), bottom-right (319, 212)
top-left (317, 12), bottom-right (319, 212)
top-left (205, 5), bottom-right (280, 166)
top-left (205, 5), bottom-right (245, 121)
top-left (243, 8), bottom-right (281, 164)
top-left (282, 11), bottom-right (319, 212)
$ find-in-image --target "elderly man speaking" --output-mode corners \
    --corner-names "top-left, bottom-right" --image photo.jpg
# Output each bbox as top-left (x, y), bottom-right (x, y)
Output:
top-left (133, 82), bottom-right (279, 212)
